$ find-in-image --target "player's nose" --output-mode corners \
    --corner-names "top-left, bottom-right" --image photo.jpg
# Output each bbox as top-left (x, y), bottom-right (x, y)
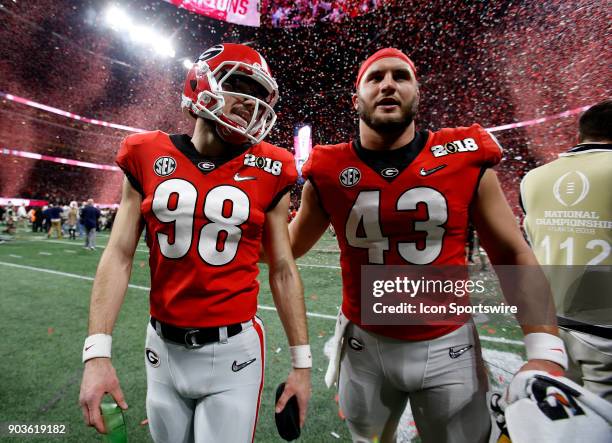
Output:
top-left (240, 94), bottom-right (257, 110)
top-left (379, 72), bottom-right (398, 93)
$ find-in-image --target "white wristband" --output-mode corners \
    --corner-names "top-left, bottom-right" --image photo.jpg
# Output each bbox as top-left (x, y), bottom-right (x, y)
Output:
top-left (290, 345), bottom-right (312, 369)
top-left (82, 334), bottom-right (112, 363)
top-left (524, 333), bottom-right (568, 370)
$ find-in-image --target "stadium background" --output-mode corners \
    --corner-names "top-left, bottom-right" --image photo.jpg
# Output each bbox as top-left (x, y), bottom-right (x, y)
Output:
top-left (0, 0), bottom-right (609, 441)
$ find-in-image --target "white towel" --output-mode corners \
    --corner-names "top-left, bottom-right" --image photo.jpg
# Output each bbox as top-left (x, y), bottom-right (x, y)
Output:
top-left (503, 370), bottom-right (612, 443)
top-left (324, 309), bottom-right (350, 388)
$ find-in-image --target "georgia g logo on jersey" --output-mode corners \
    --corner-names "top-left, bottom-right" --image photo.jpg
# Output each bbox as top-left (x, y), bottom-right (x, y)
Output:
top-left (381, 167), bottom-right (399, 178)
top-left (154, 156), bottom-right (177, 177)
top-left (431, 138), bottom-right (479, 158)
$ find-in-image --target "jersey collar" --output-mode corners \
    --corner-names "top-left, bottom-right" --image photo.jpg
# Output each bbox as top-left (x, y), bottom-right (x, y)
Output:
top-left (169, 134), bottom-right (250, 174)
top-left (352, 130), bottom-right (429, 182)
top-left (561, 143), bottom-right (612, 157)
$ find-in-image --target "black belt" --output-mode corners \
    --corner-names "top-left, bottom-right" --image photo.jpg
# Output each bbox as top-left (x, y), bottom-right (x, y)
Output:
top-left (151, 317), bottom-right (244, 348)
top-left (558, 316), bottom-right (612, 340)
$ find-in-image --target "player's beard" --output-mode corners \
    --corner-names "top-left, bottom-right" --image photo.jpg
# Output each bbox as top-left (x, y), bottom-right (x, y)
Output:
top-left (358, 93), bottom-right (419, 133)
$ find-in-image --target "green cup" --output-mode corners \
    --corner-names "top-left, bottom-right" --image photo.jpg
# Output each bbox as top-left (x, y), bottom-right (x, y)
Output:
top-left (100, 400), bottom-right (127, 443)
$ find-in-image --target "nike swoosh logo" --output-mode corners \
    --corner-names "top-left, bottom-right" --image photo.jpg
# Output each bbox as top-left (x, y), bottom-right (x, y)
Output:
top-left (232, 358), bottom-right (256, 372)
top-left (449, 345), bottom-right (473, 359)
top-left (234, 173), bottom-right (256, 182)
top-left (85, 345), bottom-right (95, 351)
top-left (420, 164), bottom-right (447, 176)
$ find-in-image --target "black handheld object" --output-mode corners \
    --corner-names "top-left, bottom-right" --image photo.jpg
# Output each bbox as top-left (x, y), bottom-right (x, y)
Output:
top-left (274, 382), bottom-right (301, 441)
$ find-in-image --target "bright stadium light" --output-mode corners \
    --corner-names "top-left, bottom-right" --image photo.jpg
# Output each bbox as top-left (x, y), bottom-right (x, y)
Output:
top-left (152, 36), bottom-right (175, 58)
top-left (182, 59), bottom-right (194, 69)
top-left (103, 6), bottom-right (174, 58)
top-left (105, 5), bottom-right (132, 31)
top-left (129, 25), bottom-right (155, 44)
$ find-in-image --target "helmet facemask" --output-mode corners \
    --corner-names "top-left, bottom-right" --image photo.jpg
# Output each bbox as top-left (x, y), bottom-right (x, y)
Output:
top-left (185, 58), bottom-right (278, 146)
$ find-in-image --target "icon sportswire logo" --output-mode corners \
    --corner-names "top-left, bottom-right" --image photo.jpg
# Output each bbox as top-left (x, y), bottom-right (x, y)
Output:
top-left (420, 164), bottom-right (447, 176)
top-left (234, 173), bottom-right (256, 182)
top-left (232, 358), bottom-right (256, 372)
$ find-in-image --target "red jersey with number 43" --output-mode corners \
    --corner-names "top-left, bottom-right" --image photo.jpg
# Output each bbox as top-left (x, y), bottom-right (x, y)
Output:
top-left (116, 131), bottom-right (297, 327)
top-left (302, 124), bottom-right (502, 341)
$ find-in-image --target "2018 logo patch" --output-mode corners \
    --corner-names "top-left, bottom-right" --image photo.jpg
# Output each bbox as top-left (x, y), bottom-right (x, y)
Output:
top-left (244, 154), bottom-right (282, 176)
top-left (431, 138), bottom-right (479, 158)
top-left (154, 156), bottom-right (177, 177)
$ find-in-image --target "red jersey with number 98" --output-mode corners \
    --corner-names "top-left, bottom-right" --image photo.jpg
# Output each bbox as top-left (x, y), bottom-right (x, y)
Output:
top-left (116, 131), bottom-right (297, 327)
top-left (301, 124), bottom-right (502, 340)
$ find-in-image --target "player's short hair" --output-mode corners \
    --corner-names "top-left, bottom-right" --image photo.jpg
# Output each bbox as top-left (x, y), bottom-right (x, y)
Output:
top-left (578, 99), bottom-right (612, 143)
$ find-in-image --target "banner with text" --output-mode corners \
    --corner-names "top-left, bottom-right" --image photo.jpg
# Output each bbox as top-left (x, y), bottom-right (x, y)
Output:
top-left (164, 0), bottom-right (260, 27)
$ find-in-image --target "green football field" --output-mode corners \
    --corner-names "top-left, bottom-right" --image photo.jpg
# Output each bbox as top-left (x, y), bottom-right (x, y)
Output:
top-left (0, 228), bottom-right (526, 442)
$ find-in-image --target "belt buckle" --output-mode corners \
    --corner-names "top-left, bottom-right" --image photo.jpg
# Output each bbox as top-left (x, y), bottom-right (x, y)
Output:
top-left (184, 329), bottom-right (203, 349)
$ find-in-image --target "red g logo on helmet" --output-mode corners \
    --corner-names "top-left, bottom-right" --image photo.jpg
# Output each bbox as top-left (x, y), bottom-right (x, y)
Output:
top-left (181, 43), bottom-right (278, 146)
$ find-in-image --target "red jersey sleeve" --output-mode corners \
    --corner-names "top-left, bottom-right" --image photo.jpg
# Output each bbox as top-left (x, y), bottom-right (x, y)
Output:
top-left (115, 136), bottom-right (133, 174)
top-left (300, 145), bottom-right (318, 181)
top-left (115, 133), bottom-right (148, 194)
top-left (266, 146), bottom-right (298, 211)
top-left (472, 124), bottom-right (503, 167)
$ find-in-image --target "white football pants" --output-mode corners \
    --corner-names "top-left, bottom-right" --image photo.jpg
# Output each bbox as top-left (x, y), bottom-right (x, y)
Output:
top-left (144, 317), bottom-right (265, 443)
top-left (339, 320), bottom-right (490, 443)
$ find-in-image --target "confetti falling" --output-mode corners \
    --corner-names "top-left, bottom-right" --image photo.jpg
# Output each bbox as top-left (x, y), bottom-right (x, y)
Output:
top-left (0, 0), bottom-right (608, 210)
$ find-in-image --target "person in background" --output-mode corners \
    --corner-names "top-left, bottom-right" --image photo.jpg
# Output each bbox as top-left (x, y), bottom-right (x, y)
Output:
top-left (80, 199), bottom-right (100, 250)
top-left (17, 203), bottom-right (28, 230)
top-left (2, 203), bottom-right (16, 235)
top-left (77, 201), bottom-right (86, 238)
top-left (67, 201), bottom-right (79, 240)
top-left (521, 99), bottom-right (612, 402)
top-left (33, 206), bottom-right (43, 233)
top-left (47, 203), bottom-right (63, 239)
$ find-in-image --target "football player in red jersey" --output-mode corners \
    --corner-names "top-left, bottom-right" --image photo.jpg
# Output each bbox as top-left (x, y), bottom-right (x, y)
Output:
top-left (79, 44), bottom-right (311, 442)
top-left (289, 48), bottom-right (567, 443)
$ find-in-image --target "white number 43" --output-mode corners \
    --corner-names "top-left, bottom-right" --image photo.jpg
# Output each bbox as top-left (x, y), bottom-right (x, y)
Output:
top-left (345, 187), bottom-right (447, 264)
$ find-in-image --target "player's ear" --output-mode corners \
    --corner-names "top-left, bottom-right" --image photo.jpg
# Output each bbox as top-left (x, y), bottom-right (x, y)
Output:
top-left (352, 93), bottom-right (359, 111)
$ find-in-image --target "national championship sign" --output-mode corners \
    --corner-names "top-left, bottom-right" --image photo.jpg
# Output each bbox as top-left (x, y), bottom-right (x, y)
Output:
top-left (164, 0), bottom-right (260, 27)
